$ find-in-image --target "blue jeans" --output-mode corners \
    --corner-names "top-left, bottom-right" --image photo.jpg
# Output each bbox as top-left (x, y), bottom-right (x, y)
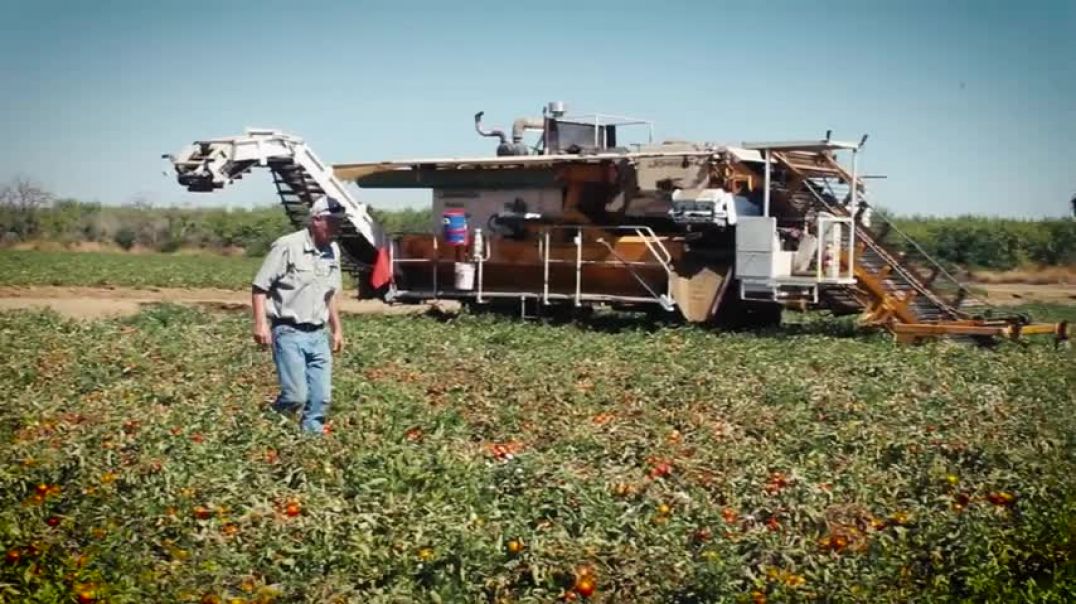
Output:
top-left (271, 324), bottom-right (332, 433)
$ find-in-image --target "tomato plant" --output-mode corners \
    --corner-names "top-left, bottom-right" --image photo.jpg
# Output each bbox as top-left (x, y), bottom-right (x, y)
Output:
top-left (0, 302), bottom-right (1073, 601)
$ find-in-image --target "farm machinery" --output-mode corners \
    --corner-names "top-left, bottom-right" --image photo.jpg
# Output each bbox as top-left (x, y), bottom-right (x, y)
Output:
top-left (167, 102), bottom-right (1067, 344)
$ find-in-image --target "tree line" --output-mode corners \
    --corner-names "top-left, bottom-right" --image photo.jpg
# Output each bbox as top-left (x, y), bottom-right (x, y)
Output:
top-left (0, 179), bottom-right (433, 256)
top-left (885, 215), bottom-right (1074, 270)
top-left (1, 179), bottom-right (1072, 268)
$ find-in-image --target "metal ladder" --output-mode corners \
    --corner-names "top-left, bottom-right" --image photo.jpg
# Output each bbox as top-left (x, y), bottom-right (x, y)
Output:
top-left (769, 150), bottom-right (1062, 341)
top-left (267, 159), bottom-right (378, 280)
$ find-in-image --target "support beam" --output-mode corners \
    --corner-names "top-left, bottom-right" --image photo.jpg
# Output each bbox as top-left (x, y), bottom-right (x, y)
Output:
top-left (763, 149), bottom-right (771, 217)
top-left (850, 150), bottom-right (858, 208)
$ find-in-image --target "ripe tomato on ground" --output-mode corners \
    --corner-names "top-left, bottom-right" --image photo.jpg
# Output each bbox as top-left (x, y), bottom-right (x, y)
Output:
top-left (574, 576), bottom-right (596, 598)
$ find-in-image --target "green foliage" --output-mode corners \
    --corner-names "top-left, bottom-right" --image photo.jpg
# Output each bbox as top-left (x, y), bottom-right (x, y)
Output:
top-left (0, 250), bottom-right (263, 289)
top-left (34, 199), bottom-right (103, 243)
top-left (0, 307), bottom-right (1074, 602)
top-left (113, 226), bottom-right (137, 250)
top-left (0, 178), bottom-right (54, 240)
top-left (1003, 303), bottom-right (1076, 324)
top-left (1, 199), bottom-right (434, 255)
top-left (370, 207), bottom-right (432, 234)
top-left (889, 216), bottom-right (1076, 270)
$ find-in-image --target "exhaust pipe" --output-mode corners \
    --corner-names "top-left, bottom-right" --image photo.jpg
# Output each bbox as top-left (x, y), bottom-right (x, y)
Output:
top-left (474, 111), bottom-right (508, 145)
top-left (475, 110), bottom-right (532, 156)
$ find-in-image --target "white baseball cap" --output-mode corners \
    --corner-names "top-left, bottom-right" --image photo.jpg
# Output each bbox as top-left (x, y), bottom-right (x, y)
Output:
top-left (310, 195), bottom-right (347, 218)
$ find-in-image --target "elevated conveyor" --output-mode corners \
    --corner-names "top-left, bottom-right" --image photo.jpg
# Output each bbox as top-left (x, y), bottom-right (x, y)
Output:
top-left (166, 130), bottom-right (384, 285)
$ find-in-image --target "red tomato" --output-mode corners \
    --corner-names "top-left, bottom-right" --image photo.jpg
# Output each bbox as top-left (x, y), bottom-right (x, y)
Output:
top-left (574, 576), bottom-right (596, 598)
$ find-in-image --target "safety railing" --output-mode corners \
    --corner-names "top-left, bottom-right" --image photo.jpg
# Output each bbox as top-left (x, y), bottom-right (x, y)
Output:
top-left (856, 199), bottom-right (992, 316)
top-left (537, 225), bottom-right (674, 309)
top-left (805, 176), bottom-right (990, 314)
top-left (386, 225), bottom-right (676, 311)
top-left (795, 180), bottom-right (962, 316)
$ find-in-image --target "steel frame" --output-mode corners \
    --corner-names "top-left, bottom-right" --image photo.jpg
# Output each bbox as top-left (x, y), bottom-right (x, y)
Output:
top-left (387, 225), bottom-right (676, 312)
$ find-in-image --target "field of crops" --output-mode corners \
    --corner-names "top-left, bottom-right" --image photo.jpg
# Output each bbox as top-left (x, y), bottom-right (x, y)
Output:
top-left (0, 250), bottom-right (261, 290)
top-left (2, 301), bottom-right (1074, 603)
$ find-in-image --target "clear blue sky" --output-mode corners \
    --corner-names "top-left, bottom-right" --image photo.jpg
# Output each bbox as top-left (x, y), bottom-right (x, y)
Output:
top-left (1, 0), bottom-right (1072, 217)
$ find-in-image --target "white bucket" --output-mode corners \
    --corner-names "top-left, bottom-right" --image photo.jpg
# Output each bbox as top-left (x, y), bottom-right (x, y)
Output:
top-left (823, 221), bottom-right (842, 280)
top-left (454, 262), bottom-right (476, 290)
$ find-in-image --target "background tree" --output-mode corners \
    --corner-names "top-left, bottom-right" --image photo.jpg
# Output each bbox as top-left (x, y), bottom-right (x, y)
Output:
top-left (0, 177), bottom-right (53, 241)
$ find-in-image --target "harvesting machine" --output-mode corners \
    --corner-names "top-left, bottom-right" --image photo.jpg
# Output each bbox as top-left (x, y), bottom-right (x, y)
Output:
top-left (167, 102), bottom-right (1067, 344)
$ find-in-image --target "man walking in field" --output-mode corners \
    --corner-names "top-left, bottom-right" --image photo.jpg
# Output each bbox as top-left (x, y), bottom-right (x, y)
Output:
top-left (251, 195), bottom-right (346, 433)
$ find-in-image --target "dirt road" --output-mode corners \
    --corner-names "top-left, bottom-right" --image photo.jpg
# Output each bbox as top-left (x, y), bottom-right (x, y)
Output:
top-left (970, 282), bottom-right (1076, 305)
top-left (0, 283), bottom-right (1071, 320)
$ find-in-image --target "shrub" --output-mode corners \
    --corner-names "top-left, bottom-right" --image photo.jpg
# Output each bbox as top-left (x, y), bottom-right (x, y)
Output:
top-left (889, 216), bottom-right (1075, 270)
top-left (113, 226), bottom-right (137, 250)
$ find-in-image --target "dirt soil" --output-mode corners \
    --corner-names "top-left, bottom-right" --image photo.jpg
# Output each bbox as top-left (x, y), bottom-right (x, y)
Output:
top-left (0, 286), bottom-right (456, 320)
top-left (973, 282), bottom-right (1076, 305)
top-left (0, 283), bottom-right (1070, 320)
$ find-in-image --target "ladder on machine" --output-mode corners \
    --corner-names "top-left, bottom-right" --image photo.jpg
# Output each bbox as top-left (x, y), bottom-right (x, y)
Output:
top-left (748, 141), bottom-right (1067, 344)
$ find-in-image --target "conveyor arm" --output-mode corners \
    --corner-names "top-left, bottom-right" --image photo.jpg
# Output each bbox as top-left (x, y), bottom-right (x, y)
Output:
top-left (166, 129), bottom-right (383, 262)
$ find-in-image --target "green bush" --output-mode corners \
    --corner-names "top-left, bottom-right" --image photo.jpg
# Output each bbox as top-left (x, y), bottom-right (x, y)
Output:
top-left (371, 206), bottom-right (433, 233)
top-left (19, 201), bottom-right (432, 255)
top-left (113, 226), bottom-right (137, 250)
top-left (243, 232), bottom-right (278, 257)
top-left (888, 216), bottom-right (1075, 270)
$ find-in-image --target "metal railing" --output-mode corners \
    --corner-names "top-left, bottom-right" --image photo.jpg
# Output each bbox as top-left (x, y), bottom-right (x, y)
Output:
top-left (857, 198), bottom-right (992, 315)
top-left (812, 179), bottom-right (978, 290)
top-left (796, 181), bottom-right (963, 315)
top-left (387, 225), bottom-right (676, 311)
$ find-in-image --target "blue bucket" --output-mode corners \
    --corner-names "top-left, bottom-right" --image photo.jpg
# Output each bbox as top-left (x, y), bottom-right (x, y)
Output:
top-left (442, 210), bottom-right (468, 246)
